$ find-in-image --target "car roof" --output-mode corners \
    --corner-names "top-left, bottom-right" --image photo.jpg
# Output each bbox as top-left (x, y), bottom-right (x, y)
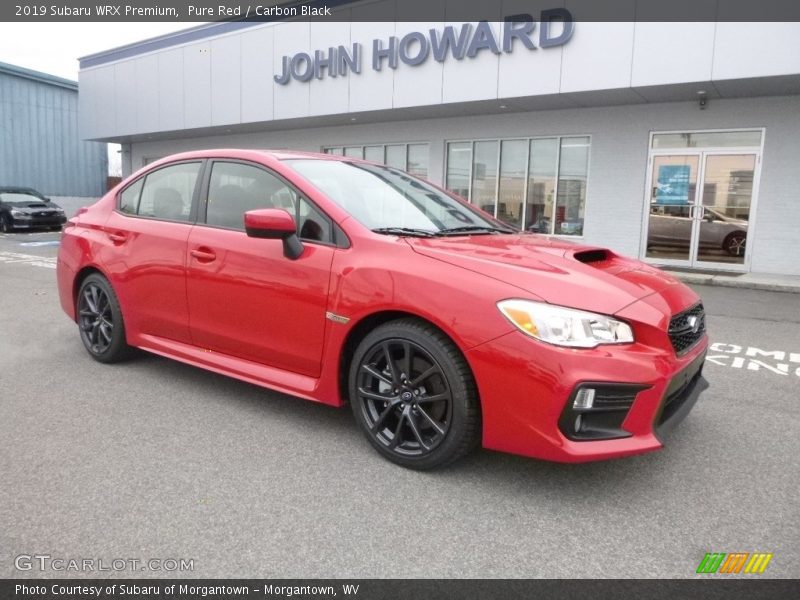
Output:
top-left (149, 148), bottom-right (351, 163)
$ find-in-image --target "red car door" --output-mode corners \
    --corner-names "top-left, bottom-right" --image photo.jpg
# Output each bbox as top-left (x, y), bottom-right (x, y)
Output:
top-left (101, 161), bottom-right (203, 344)
top-left (185, 161), bottom-right (336, 378)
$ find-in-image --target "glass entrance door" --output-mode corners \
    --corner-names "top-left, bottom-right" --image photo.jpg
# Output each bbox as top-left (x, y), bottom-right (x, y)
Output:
top-left (645, 154), bottom-right (700, 264)
top-left (644, 151), bottom-right (758, 269)
top-left (695, 154), bottom-right (755, 265)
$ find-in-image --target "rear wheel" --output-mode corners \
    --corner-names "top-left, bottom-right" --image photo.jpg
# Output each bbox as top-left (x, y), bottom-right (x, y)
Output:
top-left (76, 274), bottom-right (133, 363)
top-left (723, 231), bottom-right (746, 257)
top-left (349, 319), bottom-right (480, 470)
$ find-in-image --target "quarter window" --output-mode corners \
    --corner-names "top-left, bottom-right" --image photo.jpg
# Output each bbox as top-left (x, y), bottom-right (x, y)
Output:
top-left (119, 178), bottom-right (143, 215)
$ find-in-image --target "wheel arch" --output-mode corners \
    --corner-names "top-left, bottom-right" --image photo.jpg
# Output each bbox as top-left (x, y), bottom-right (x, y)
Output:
top-left (337, 310), bottom-right (481, 411)
top-left (72, 265), bottom-right (109, 318)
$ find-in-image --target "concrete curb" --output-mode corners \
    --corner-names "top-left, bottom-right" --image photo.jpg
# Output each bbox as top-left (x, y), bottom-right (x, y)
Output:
top-left (667, 271), bottom-right (800, 294)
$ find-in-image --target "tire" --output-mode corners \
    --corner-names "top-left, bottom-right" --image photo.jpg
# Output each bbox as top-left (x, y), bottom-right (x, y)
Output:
top-left (0, 214), bottom-right (13, 233)
top-left (348, 318), bottom-right (480, 470)
top-left (76, 273), bottom-right (134, 363)
top-left (723, 231), bottom-right (747, 257)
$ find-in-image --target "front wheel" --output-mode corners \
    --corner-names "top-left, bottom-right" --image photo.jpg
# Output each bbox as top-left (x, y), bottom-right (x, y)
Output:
top-left (76, 274), bottom-right (133, 363)
top-left (0, 214), bottom-right (13, 233)
top-left (349, 319), bottom-right (480, 470)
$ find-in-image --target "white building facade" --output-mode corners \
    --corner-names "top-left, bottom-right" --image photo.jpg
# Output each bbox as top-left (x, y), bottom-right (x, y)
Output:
top-left (78, 10), bottom-right (800, 275)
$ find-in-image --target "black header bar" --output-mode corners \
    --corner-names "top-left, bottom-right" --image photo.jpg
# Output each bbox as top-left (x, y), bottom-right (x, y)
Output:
top-left (4, 0), bottom-right (800, 22)
top-left (4, 579), bottom-right (800, 600)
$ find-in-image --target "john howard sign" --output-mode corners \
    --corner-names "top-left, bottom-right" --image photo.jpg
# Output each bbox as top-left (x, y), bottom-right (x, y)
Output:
top-left (274, 9), bottom-right (575, 85)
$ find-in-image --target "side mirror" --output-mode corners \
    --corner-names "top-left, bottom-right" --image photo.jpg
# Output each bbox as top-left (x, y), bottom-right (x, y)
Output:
top-left (244, 208), bottom-right (304, 259)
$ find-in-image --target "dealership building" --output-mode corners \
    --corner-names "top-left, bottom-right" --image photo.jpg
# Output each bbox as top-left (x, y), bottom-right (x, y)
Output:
top-left (77, 9), bottom-right (800, 276)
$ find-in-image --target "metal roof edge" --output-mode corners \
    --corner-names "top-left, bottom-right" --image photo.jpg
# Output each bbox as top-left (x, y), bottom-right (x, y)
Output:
top-left (0, 61), bottom-right (78, 90)
top-left (78, 0), bottom-right (359, 70)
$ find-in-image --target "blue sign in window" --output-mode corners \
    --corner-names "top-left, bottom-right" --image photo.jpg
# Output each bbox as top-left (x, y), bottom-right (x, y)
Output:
top-left (655, 165), bottom-right (691, 205)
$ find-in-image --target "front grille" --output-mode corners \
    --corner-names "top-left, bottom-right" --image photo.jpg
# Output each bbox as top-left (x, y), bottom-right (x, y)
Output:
top-left (668, 303), bottom-right (706, 355)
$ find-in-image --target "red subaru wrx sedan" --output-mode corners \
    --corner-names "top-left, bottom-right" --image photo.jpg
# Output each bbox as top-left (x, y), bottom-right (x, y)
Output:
top-left (57, 149), bottom-right (708, 469)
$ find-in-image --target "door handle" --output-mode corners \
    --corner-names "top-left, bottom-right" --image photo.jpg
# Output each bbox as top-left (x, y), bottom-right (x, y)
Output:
top-left (696, 206), bottom-right (705, 221)
top-left (190, 247), bottom-right (217, 262)
top-left (107, 231), bottom-right (127, 244)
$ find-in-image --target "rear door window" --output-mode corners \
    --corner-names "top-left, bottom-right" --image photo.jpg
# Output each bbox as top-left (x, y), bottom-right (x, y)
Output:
top-left (135, 162), bottom-right (201, 222)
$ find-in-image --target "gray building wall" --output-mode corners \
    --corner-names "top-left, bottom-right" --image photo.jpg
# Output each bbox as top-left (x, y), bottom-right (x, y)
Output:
top-left (125, 95), bottom-right (800, 277)
top-left (0, 63), bottom-right (107, 198)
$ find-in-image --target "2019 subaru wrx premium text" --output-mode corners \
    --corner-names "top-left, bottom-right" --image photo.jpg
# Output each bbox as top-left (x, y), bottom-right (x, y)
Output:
top-left (56, 150), bottom-right (709, 469)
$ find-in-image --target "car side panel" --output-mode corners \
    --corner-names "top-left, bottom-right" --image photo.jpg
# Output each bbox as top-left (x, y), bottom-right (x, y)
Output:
top-left (185, 226), bottom-right (335, 378)
top-left (99, 211), bottom-right (193, 344)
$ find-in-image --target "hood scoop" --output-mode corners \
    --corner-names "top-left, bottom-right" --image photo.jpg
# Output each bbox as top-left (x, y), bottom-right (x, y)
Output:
top-left (573, 249), bottom-right (611, 264)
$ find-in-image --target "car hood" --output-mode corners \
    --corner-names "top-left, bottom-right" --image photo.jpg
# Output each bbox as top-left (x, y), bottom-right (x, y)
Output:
top-left (5, 202), bottom-right (60, 212)
top-left (406, 234), bottom-right (684, 315)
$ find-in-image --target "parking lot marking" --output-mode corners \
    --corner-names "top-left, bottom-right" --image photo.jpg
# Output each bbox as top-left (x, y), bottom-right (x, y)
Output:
top-left (19, 241), bottom-right (61, 247)
top-left (706, 342), bottom-right (800, 378)
top-left (0, 251), bottom-right (57, 269)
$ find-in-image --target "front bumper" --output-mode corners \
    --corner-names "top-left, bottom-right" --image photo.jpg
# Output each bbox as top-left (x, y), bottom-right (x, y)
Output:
top-left (466, 329), bottom-right (709, 463)
top-left (9, 214), bottom-right (67, 229)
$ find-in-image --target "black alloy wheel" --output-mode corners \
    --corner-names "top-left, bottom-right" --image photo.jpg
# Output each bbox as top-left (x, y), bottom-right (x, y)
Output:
top-left (0, 214), bottom-right (12, 233)
top-left (349, 319), bottom-right (480, 470)
top-left (76, 274), bottom-right (133, 363)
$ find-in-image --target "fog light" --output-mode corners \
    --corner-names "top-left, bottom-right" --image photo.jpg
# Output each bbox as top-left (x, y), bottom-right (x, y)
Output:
top-left (574, 414), bottom-right (583, 433)
top-left (573, 388), bottom-right (595, 410)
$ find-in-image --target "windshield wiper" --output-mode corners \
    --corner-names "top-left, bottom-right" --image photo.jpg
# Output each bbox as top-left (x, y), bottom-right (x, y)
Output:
top-left (437, 225), bottom-right (516, 236)
top-left (372, 227), bottom-right (437, 238)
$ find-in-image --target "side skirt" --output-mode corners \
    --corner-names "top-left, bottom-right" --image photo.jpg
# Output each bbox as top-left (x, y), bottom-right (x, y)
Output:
top-left (136, 333), bottom-right (336, 406)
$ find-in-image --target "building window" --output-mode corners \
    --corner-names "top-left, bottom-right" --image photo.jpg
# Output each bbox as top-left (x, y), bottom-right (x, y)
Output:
top-left (651, 130), bottom-right (762, 149)
top-left (323, 143), bottom-right (429, 178)
top-left (445, 135), bottom-right (591, 236)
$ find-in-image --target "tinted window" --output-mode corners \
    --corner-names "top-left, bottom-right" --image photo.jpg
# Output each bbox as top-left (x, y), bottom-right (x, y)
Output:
top-left (119, 179), bottom-right (143, 214)
top-left (137, 162), bottom-right (201, 222)
top-left (206, 161), bottom-right (332, 243)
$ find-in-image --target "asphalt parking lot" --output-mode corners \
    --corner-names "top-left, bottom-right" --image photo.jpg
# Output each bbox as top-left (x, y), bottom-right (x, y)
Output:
top-left (0, 229), bottom-right (798, 579)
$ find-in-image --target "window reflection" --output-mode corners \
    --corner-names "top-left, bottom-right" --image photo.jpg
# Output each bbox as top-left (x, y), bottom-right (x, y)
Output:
top-left (556, 137), bottom-right (589, 236)
top-left (446, 142), bottom-right (471, 199)
top-left (497, 140), bottom-right (527, 228)
top-left (323, 143), bottom-right (429, 178)
top-left (444, 136), bottom-right (590, 236)
top-left (526, 138), bottom-right (558, 233)
top-left (471, 141), bottom-right (499, 215)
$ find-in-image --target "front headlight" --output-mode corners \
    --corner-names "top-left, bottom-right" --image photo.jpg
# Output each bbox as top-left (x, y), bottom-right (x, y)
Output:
top-left (497, 299), bottom-right (634, 348)
top-left (10, 209), bottom-right (28, 217)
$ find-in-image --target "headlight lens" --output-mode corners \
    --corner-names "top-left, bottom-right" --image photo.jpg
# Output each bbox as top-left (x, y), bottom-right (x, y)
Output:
top-left (497, 299), bottom-right (634, 348)
top-left (10, 209), bottom-right (28, 217)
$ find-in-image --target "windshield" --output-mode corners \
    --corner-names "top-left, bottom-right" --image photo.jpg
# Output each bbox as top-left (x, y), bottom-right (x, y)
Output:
top-left (286, 159), bottom-right (510, 234)
top-left (0, 192), bottom-right (47, 205)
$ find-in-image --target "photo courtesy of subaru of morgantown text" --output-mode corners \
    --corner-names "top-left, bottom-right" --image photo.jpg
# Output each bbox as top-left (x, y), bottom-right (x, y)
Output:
top-left (57, 149), bottom-right (709, 470)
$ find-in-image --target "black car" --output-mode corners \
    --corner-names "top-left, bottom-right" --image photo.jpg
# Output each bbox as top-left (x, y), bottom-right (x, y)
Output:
top-left (0, 187), bottom-right (67, 232)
